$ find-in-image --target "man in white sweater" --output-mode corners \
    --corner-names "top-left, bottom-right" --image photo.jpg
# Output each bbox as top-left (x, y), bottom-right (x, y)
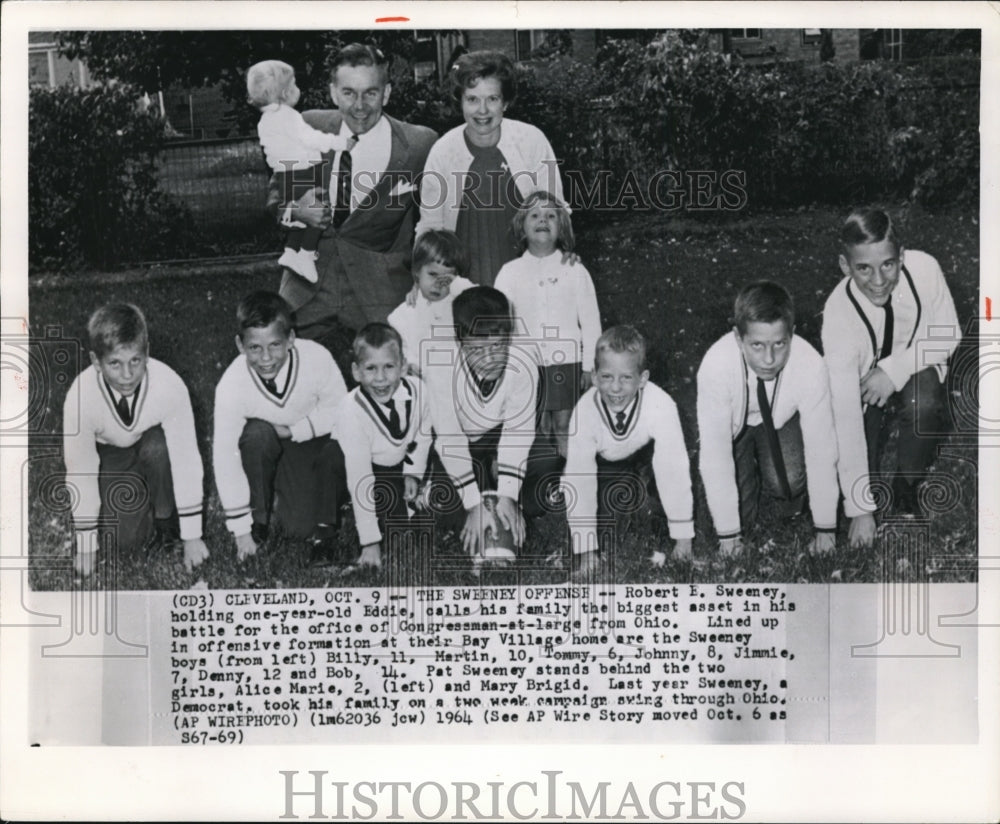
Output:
top-left (822, 208), bottom-right (959, 547)
top-left (697, 282), bottom-right (839, 556)
top-left (63, 303), bottom-right (209, 577)
top-left (213, 291), bottom-right (348, 564)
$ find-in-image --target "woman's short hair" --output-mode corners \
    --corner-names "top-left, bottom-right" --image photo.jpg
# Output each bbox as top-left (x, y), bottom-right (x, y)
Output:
top-left (246, 60), bottom-right (298, 108)
top-left (840, 207), bottom-right (901, 253)
top-left (450, 50), bottom-right (517, 106)
top-left (512, 191), bottom-right (575, 253)
top-left (412, 230), bottom-right (470, 278)
top-left (87, 303), bottom-right (149, 357)
top-left (733, 281), bottom-right (795, 337)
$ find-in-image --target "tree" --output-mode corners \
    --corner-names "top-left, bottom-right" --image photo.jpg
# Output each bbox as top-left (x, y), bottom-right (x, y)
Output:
top-left (56, 30), bottom-right (456, 131)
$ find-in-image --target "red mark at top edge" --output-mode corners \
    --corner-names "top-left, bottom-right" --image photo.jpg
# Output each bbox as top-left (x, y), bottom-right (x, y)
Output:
top-left (376, 16), bottom-right (410, 23)
top-left (987, 296), bottom-right (992, 321)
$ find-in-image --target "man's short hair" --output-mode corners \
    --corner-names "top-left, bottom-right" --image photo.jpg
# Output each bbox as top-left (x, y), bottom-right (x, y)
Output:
top-left (594, 325), bottom-right (646, 372)
top-left (87, 303), bottom-right (149, 358)
top-left (412, 230), bottom-right (470, 279)
top-left (236, 291), bottom-right (295, 339)
top-left (331, 43), bottom-right (390, 84)
top-left (733, 281), bottom-right (795, 337)
top-left (353, 322), bottom-right (403, 363)
top-left (450, 50), bottom-right (517, 106)
top-left (246, 60), bottom-right (296, 108)
top-left (840, 207), bottom-right (901, 253)
top-left (452, 286), bottom-right (513, 341)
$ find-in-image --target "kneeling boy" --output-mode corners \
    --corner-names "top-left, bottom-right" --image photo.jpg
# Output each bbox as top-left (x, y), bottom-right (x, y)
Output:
top-left (563, 326), bottom-right (694, 581)
top-left (697, 281), bottom-right (839, 555)
top-left (822, 207), bottom-right (959, 545)
top-left (63, 303), bottom-right (208, 576)
top-left (337, 323), bottom-right (432, 570)
top-left (423, 286), bottom-right (562, 562)
top-left (213, 291), bottom-right (348, 562)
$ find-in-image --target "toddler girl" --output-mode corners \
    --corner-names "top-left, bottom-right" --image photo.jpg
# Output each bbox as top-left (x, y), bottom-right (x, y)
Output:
top-left (494, 191), bottom-right (601, 457)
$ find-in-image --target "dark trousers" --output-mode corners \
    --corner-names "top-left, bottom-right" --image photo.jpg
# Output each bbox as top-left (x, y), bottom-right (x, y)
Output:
top-left (96, 425), bottom-right (175, 553)
top-left (864, 366), bottom-right (946, 490)
top-left (593, 440), bottom-right (660, 552)
top-left (467, 425), bottom-right (565, 518)
top-left (370, 461), bottom-right (433, 550)
top-left (239, 419), bottom-right (346, 539)
top-left (733, 412), bottom-right (807, 528)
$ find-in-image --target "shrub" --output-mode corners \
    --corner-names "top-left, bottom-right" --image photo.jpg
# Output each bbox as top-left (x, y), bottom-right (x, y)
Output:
top-left (29, 82), bottom-right (195, 272)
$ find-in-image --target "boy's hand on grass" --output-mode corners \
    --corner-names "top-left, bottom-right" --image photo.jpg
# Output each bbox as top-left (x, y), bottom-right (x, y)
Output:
top-left (403, 476), bottom-right (419, 502)
top-left (405, 283), bottom-right (420, 307)
top-left (461, 506), bottom-right (483, 557)
top-left (848, 513), bottom-right (877, 548)
top-left (357, 543), bottom-right (382, 569)
top-left (809, 532), bottom-right (836, 555)
top-left (494, 495), bottom-right (525, 547)
top-left (860, 367), bottom-right (895, 407)
top-left (649, 549), bottom-right (667, 567)
top-left (73, 529), bottom-right (98, 577)
top-left (671, 537), bottom-right (693, 561)
top-left (580, 370), bottom-right (592, 392)
top-left (235, 532), bottom-right (258, 562)
top-left (183, 538), bottom-right (210, 571)
top-left (718, 535), bottom-right (743, 557)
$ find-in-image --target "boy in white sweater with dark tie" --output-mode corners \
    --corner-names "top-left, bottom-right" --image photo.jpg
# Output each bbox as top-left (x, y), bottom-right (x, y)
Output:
top-left (822, 208), bottom-right (959, 546)
top-left (336, 323), bottom-right (433, 570)
top-left (63, 303), bottom-right (209, 577)
top-left (213, 291), bottom-right (348, 565)
top-left (563, 325), bottom-right (694, 581)
top-left (697, 281), bottom-right (839, 556)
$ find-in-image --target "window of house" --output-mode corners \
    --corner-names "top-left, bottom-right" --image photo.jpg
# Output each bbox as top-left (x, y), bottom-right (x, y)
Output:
top-left (883, 29), bottom-right (903, 60)
top-left (515, 30), bottom-right (546, 61)
top-left (727, 29), bottom-right (762, 40)
top-left (29, 49), bottom-right (53, 87)
top-left (802, 29), bottom-right (823, 46)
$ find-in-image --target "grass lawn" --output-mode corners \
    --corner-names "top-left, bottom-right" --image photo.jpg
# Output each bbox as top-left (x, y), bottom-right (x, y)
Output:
top-left (27, 205), bottom-right (980, 590)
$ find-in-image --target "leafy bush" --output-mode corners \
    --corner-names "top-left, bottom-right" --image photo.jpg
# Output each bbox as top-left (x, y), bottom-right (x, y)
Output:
top-left (29, 82), bottom-right (195, 272)
top-left (587, 35), bottom-right (978, 210)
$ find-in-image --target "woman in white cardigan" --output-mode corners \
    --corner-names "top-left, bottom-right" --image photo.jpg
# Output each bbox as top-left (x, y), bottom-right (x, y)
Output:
top-left (416, 50), bottom-right (564, 286)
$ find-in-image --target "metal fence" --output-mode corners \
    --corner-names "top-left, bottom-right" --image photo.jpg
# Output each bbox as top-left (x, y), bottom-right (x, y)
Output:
top-left (154, 135), bottom-right (280, 260)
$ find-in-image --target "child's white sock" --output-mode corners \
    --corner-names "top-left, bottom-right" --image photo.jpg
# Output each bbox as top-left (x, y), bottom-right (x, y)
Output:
top-left (277, 248), bottom-right (319, 283)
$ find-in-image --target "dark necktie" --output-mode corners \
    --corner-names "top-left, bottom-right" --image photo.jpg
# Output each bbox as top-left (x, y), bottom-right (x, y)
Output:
top-left (882, 301), bottom-right (894, 358)
top-left (332, 135), bottom-right (357, 228)
top-left (116, 394), bottom-right (133, 425)
top-left (615, 411), bottom-right (627, 435)
top-left (263, 377), bottom-right (280, 396)
top-left (385, 400), bottom-right (402, 439)
top-left (757, 377), bottom-right (792, 499)
top-left (480, 379), bottom-right (497, 398)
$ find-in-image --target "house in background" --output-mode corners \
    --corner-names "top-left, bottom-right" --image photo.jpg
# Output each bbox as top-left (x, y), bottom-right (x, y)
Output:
top-left (29, 32), bottom-right (91, 88)
top-left (31, 29), bottom-right (975, 140)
